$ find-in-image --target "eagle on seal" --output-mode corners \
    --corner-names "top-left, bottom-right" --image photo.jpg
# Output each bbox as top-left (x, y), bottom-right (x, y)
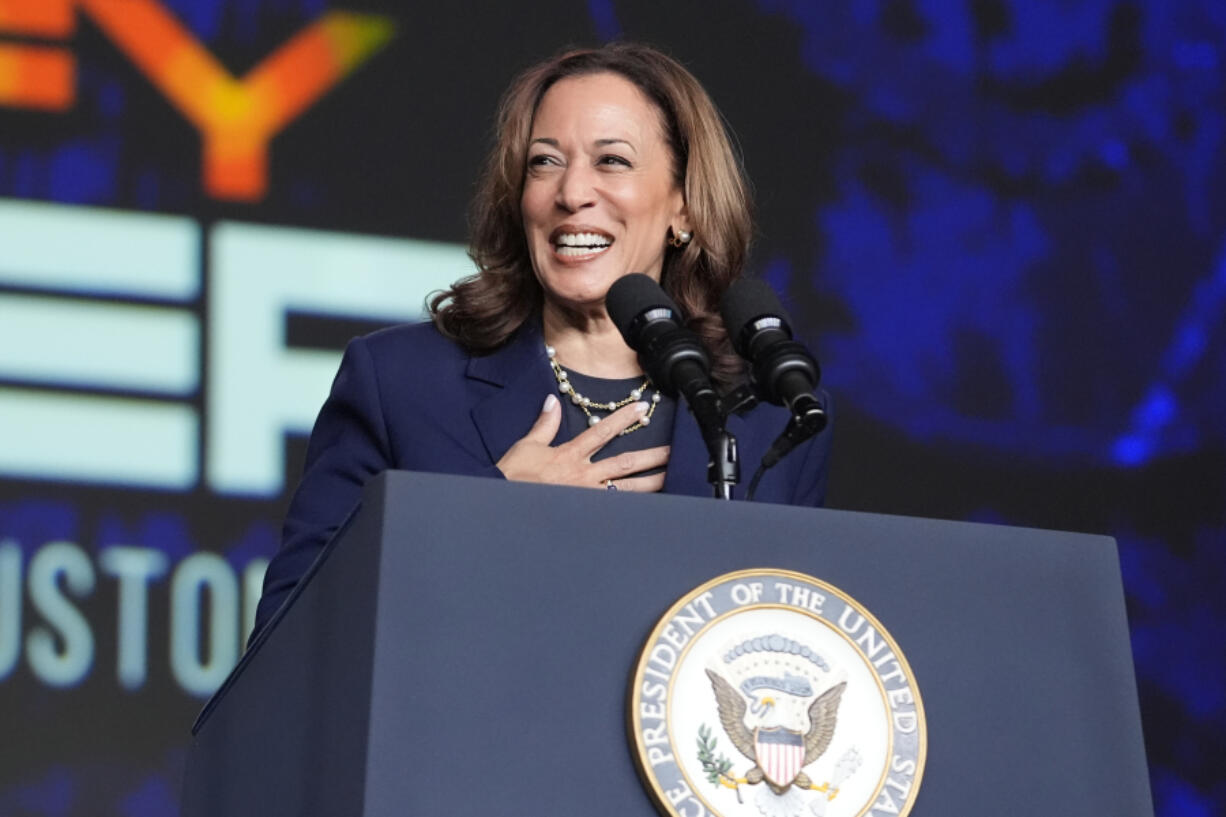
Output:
top-left (705, 668), bottom-right (846, 795)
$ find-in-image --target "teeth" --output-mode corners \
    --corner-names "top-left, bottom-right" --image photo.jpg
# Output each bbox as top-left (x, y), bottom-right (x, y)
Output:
top-left (556, 244), bottom-right (611, 257)
top-left (555, 232), bottom-right (612, 247)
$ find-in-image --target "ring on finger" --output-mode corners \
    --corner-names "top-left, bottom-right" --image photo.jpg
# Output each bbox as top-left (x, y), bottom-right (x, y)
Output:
top-left (605, 479), bottom-right (618, 492)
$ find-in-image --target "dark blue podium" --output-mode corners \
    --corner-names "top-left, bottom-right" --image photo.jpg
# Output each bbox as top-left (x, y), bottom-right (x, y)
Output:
top-left (181, 471), bottom-right (1152, 817)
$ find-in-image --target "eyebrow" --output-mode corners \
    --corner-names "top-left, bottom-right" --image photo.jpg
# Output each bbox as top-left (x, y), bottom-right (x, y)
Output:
top-left (529, 137), bottom-right (637, 153)
top-left (595, 138), bottom-right (636, 152)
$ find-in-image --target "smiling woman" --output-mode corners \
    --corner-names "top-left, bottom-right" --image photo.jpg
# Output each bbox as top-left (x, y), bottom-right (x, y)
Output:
top-left (521, 73), bottom-right (688, 325)
top-left (433, 43), bottom-right (753, 386)
top-left (251, 42), bottom-right (832, 639)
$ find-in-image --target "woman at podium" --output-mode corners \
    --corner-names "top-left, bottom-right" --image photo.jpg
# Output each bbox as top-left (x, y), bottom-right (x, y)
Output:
top-left (252, 43), bottom-right (832, 637)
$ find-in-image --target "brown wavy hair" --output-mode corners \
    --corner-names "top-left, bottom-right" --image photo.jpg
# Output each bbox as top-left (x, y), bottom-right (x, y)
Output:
top-left (429, 42), bottom-right (753, 386)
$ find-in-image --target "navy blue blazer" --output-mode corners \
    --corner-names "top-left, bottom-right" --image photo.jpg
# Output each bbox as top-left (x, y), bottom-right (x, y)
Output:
top-left (253, 320), bottom-right (832, 634)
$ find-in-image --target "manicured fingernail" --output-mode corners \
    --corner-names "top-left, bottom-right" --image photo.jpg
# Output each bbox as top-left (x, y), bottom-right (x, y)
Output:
top-left (634, 401), bottom-right (649, 414)
top-left (543, 394), bottom-right (558, 411)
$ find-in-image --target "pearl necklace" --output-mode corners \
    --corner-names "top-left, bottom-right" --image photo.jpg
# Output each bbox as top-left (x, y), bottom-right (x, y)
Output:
top-left (545, 344), bottom-right (661, 434)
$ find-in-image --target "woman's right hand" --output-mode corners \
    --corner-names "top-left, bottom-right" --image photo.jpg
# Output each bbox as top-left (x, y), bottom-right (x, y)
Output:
top-left (496, 395), bottom-right (670, 492)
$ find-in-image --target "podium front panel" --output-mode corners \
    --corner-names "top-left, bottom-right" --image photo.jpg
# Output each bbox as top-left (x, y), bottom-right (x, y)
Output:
top-left (188, 471), bottom-right (1151, 817)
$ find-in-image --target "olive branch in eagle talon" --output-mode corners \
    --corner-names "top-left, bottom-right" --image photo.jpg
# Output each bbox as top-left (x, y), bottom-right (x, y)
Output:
top-left (697, 724), bottom-right (744, 802)
top-left (704, 667), bottom-right (847, 799)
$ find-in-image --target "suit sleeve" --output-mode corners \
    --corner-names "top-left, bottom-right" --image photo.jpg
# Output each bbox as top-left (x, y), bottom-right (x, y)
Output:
top-left (789, 390), bottom-right (833, 507)
top-left (252, 337), bottom-right (393, 639)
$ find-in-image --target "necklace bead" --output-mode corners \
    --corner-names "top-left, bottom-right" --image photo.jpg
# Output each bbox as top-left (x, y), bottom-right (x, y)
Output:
top-left (545, 344), bottom-right (659, 435)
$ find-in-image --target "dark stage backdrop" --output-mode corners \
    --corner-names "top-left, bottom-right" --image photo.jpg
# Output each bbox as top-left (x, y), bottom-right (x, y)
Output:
top-left (0, 1), bottom-right (1222, 815)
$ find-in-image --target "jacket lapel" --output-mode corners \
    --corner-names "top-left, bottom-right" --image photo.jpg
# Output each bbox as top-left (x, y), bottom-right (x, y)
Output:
top-left (469, 323), bottom-right (558, 465)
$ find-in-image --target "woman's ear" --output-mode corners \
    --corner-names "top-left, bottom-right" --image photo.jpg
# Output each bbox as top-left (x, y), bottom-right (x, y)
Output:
top-left (673, 199), bottom-right (692, 235)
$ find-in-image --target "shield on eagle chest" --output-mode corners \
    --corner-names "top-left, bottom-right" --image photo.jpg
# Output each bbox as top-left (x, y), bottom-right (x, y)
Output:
top-left (755, 726), bottom-right (806, 787)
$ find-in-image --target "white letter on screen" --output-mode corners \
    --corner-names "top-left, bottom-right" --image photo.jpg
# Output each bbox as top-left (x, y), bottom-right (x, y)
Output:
top-left (170, 552), bottom-right (239, 697)
top-left (26, 542), bottom-right (96, 688)
top-left (207, 221), bottom-right (471, 495)
top-left (100, 546), bottom-right (170, 690)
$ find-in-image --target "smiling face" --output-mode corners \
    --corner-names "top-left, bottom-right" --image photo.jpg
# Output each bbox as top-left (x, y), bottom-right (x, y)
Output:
top-left (521, 72), bottom-right (689, 318)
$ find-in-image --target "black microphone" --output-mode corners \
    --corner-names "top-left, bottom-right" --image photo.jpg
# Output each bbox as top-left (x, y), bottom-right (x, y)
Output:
top-left (605, 274), bottom-right (723, 444)
top-left (720, 279), bottom-right (826, 432)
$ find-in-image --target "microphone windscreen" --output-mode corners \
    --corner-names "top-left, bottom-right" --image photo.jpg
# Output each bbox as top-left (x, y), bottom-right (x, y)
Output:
top-left (720, 279), bottom-right (792, 355)
top-left (605, 273), bottom-right (680, 338)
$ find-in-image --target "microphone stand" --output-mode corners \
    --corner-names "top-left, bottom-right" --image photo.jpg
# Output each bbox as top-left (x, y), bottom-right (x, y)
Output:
top-left (708, 431), bottom-right (739, 500)
top-left (676, 365), bottom-right (740, 500)
top-left (701, 384), bottom-right (766, 501)
top-left (709, 384), bottom-right (827, 502)
top-left (678, 370), bottom-right (827, 501)
top-left (694, 391), bottom-right (738, 501)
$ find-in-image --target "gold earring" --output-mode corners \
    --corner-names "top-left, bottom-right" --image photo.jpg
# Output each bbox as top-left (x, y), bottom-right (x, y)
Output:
top-left (669, 229), bottom-right (693, 248)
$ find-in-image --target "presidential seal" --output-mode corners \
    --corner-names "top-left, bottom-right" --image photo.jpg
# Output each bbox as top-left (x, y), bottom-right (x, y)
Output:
top-left (629, 569), bottom-right (925, 817)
